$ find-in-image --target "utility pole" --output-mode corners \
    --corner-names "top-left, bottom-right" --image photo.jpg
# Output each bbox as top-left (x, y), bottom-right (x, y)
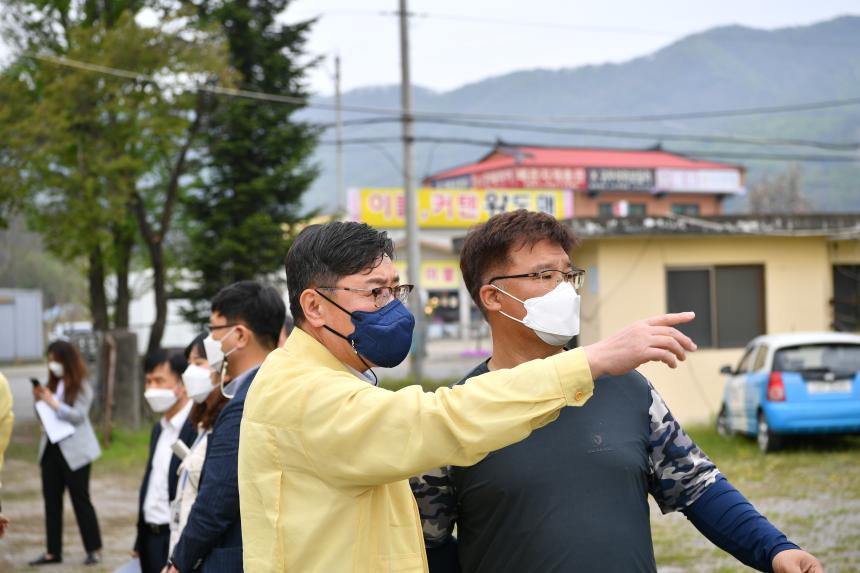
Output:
top-left (399, 0), bottom-right (424, 383)
top-left (335, 55), bottom-right (345, 216)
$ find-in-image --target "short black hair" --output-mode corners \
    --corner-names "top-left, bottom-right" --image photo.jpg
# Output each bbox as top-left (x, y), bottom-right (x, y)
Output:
top-left (211, 280), bottom-right (285, 350)
top-left (184, 333), bottom-right (207, 361)
top-left (283, 314), bottom-right (294, 336)
top-left (285, 221), bottom-right (394, 323)
top-left (143, 348), bottom-right (188, 381)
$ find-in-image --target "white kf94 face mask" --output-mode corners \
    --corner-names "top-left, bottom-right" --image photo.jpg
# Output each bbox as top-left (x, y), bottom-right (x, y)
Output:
top-left (493, 281), bottom-right (581, 346)
top-left (183, 364), bottom-right (216, 404)
top-left (144, 388), bottom-right (179, 414)
top-left (202, 328), bottom-right (235, 372)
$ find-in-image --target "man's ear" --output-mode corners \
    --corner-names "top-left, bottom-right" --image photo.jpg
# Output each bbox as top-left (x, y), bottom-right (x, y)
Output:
top-left (234, 324), bottom-right (252, 350)
top-left (300, 289), bottom-right (326, 328)
top-left (479, 284), bottom-right (503, 313)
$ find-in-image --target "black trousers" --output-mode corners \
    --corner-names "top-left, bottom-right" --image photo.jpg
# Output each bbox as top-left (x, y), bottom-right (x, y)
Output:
top-left (40, 442), bottom-right (103, 556)
top-left (138, 527), bottom-right (170, 573)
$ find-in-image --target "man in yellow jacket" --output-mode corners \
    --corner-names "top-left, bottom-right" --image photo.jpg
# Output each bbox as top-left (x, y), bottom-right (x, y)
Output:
top-left (0, 372), bottom-right (14, 538)
top-left (239, 220), bottom-right (696, 573)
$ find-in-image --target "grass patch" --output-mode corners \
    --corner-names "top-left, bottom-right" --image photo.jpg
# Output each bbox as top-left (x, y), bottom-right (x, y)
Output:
top-left (94, 426), bottom-right (151, 474)
top-left (651, 423), bottom-right (860, 571)
top-left (378, 376), bottom-right (457, 392)
top-left (6, 420), bottom-right (150, 477)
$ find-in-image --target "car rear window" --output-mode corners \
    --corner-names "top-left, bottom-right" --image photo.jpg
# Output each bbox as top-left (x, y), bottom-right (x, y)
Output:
top-left (772, 343), bottom-right (860, 379)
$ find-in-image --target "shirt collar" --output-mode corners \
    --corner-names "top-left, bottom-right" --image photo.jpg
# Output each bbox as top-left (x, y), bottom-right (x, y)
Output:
top-left (346, 364), bottom-right (378, 386)
top-left (162, 399), bottom-right (193, 431)
top-left (223, 364), bottom-right (261, 396)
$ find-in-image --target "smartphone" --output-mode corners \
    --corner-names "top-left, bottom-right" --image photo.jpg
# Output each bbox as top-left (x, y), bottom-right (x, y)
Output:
top-left (30, 377), bottom-right (41, 388)
top-left (171, 440), bottom-right (190, 461)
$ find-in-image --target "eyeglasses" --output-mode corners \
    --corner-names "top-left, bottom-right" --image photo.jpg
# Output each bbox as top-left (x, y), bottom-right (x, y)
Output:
top-left (318, 284), bottom-right (415, 308)
top-left (488, 268), bottom-right (585, 291)
top-left (206, 323), bottom-right (240, 334)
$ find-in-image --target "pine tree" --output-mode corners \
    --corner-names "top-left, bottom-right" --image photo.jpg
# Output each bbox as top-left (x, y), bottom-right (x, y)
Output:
top-left (181, 0), bottom-right (320, 322)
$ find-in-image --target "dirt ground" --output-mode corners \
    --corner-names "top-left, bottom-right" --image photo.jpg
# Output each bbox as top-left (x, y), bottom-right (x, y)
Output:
top-left (1, 421), bottom-right (858, 572)
top-left (0, 422), bottom-right (142, 573)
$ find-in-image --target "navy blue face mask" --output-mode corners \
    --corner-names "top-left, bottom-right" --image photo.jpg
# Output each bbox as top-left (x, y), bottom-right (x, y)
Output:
top-left (315, 290), bottom-right (416, 368)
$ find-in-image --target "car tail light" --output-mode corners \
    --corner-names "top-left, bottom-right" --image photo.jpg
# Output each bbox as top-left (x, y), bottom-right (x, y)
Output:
top-left (767, 372), bottom-right (786, 402)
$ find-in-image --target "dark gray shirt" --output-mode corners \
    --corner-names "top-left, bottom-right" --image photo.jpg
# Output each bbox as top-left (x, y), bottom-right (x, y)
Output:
top-left (410, 361), bottom-right (719, 573)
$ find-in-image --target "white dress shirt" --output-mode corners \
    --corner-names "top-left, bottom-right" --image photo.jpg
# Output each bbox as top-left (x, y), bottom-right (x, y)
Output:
top-left (346, 364), bottom-right (378, 386)
top-left (143, 399), bottom-right (193, 525)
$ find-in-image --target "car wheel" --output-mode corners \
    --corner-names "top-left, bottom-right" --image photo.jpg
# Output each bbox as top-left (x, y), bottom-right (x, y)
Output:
top-left (716, 405), bottom-right (732, 437)
top-left (757, 411), bottom-right (782, 453)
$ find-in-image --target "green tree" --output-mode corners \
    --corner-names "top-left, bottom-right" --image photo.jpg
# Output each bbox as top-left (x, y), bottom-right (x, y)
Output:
top-left (179, 0), bottom-right (320, 322)
top-left (0, 1), bottom-right (230, 345)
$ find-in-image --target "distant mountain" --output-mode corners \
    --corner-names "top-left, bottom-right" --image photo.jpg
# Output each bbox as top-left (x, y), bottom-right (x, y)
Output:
top-left (299, 15), bottom-right (860, 214)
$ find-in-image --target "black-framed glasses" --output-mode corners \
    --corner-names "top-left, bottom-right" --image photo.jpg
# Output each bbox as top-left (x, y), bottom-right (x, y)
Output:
top-left (488, 268), bottom-right (585, 290)
top-left (318, 284), bottom-right (415, 308)
top-left (206, 323), bottom-right (240, 334)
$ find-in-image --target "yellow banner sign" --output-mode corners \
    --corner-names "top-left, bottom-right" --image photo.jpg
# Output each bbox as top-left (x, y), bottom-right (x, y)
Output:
top-left (348, 188), bottom-right (573, 229)
top-left (394, 260), bottom-right (461, 290)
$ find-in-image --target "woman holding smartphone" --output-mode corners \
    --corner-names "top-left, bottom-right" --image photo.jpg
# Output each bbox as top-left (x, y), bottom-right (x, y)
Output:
top-left (30, 340), bottom-right (103, 566)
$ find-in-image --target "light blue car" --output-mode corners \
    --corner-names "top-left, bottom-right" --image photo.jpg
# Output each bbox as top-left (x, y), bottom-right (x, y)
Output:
top-left (716, 332), bottom-right (860, 453)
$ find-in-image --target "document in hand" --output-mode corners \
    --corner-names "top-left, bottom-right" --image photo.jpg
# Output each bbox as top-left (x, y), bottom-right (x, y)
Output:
top-left (112, 558), bottom-right (142, 573)
top-left (35, 401), bottom-right (75, 444)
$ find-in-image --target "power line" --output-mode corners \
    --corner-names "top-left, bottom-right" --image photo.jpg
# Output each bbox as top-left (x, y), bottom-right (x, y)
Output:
top-left (26, 53), bottom-right (860, 125)
top-left (328, 9), bottom-right (860, 50)
top-left (317, 135), bottom-right (860, 163)
top-left (320, 116), bottom-right (859, 151)
top-left (379, 9), bottom-right (672, 37)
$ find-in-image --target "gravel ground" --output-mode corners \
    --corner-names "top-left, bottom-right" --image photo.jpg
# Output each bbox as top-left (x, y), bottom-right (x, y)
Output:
top-left (651, 432), bottom-right (860, 573)
top-left (0, 423), bottom-right (141, 573)
top-left (1, 421), bottom-right (858, 572)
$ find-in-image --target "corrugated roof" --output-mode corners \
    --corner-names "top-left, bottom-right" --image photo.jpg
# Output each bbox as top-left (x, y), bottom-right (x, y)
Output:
top-left (427, 144), bottom-right (740, 181)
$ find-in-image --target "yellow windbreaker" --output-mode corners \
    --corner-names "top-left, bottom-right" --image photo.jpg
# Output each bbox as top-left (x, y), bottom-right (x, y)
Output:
top-left (0, 373), bottom-right (14, 491)
top-left (239, 327), bottom-right (593, 572)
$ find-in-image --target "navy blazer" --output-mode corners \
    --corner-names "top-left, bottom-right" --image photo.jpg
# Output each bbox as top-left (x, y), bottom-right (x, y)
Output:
top-left (135, 414), bottom-right (198, 552)
top-left (170, 367), bottom-right (259, 573)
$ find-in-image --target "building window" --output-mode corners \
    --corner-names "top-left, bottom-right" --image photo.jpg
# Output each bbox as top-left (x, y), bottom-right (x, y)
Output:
top-left (672, 203), bottom-right (700, 216)
top-left (628, 203), bottom-right (646, 216)
top-left (598, 203), bottom-right (613, 218)
top-left (833, 265), bottom-right (860, 331)
top-left (597, 202), bottom-right (646, 217)
top-left (666, 265), bottom-right (765, 348)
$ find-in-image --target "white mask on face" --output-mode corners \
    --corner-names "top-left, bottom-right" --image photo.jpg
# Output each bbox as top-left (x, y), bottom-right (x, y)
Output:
top-left (183, 364), bottom-right (216, 404)
top-left (202, 328), bottom-right (237, 372)
top-left (48, 361), bottom-right (64, 378)
top-left (493, 281), bottom-right (581, 346)
top-left (144, 388), bottom-right (179, 414)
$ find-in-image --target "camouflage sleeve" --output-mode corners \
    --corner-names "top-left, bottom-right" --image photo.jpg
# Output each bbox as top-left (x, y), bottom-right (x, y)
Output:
top-left (647, 381), bottom-right (720, 514)
top-left (409, 466), bottom-right (457, 548)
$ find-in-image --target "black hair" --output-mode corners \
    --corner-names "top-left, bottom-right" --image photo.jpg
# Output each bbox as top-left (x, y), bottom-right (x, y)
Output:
top-left (283, 314), bottom-right (294, 336)
top-left (143, 348), bottom-right (188, 381)
top-left (184, 333), bottom-right (207, 361)
top-left (211, 280), bottom-right (285, 350)
top-left (285, 221), bottom-right (394, 324)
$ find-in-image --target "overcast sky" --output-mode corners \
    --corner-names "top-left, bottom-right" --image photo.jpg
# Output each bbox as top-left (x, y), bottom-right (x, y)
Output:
top-left (1, 1), bottom-right (857, 96)
top-left (278, 0), bottom-right (860, 95)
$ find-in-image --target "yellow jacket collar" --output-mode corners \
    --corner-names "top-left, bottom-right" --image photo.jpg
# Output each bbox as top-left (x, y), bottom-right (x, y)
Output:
top-left (286, 326), bottom-right (353, 375)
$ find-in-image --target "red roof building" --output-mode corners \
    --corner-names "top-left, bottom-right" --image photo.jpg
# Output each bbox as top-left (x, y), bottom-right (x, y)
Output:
top-left (423, 144), bottom-right (745, 218)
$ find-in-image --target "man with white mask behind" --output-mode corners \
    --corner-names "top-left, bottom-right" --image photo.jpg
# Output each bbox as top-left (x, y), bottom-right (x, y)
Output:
top-left (133, 350), bottom-right (197, 573)
top-left (166, 281), bottom-right (285, 573)
top-left (411, 210), bottom-right (822, 573)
